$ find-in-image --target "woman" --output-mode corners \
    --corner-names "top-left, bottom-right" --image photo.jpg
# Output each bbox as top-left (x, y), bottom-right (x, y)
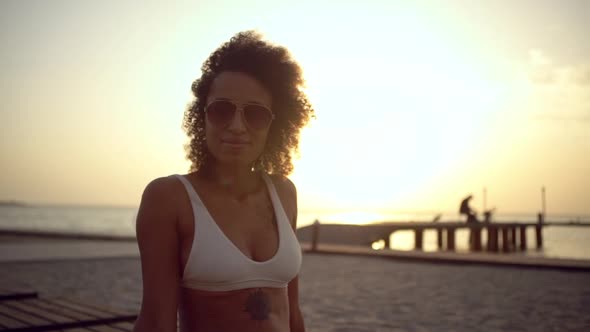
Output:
top-left (133, 31), bottom-right (314, 332)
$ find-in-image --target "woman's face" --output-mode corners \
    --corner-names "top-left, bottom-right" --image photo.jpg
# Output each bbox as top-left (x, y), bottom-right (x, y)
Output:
top-left (204, 71), bottom-right (273, 168)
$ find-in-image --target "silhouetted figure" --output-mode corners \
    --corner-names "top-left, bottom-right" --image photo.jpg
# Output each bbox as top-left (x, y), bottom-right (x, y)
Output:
top-left (537, 212), bottom-right (545, 225)
top-left (459, 195), bottom-right (478, 223)
top-left (311, 219), bottom-right (320, 251)
top-left (460, 195), bottom-right (479, 249)
top-left (483, 208), bottom-right (495, 223)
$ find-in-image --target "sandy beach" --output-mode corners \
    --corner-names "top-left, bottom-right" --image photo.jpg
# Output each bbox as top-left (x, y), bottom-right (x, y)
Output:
top-left (1, 239), bottom-right (589, 332)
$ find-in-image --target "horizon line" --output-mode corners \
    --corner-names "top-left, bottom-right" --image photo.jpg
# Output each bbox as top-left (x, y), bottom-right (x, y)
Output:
top-left (2, 200), bottom-right (589, 218)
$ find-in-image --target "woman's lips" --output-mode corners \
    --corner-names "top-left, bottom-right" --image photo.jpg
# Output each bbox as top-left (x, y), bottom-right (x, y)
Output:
top-left (221, 139), bottom-right (250, 148)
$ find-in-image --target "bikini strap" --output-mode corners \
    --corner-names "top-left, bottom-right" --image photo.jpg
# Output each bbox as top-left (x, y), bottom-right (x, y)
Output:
top-left (174, 174), bottom-right (205, 207)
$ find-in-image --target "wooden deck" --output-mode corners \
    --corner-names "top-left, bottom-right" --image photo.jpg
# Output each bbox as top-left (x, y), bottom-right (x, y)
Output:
top-left (0, 297), bottom-right (137, 332)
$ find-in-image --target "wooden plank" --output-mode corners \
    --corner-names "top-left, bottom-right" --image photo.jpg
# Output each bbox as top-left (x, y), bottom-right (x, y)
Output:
top-left (67, 325), bottom-right (135, 332)
top-left (87, 324), bottom-right (128, 332)
top-left (0, 312), bottom-right (28, 329)
top-left (0, 303), bottom-right (52, 326)
top-left (43, 299), bottom-right (114, 319)
top-left (0, 317), bottom-right (138, 331)
top-left (0, 299), bottom-right (136, 332)
top-left (5, 300), bottom-right (74, 324)
top-left (42, 299), bottom-right (137, 329)
top-left (60, 299), bottom-right (130, 316)
top-left (64, 323), bottom-right (135, 332)
top-left (25, 298), bottom-right (94, 321)
top-left (0, 293), bottom-right (37, 301)
top-left (0, 287), bottom-right (38, 301)
top-left (109, 322), bottom-right (134, 331)
top-left (55, 298), bottom-right (136, 319)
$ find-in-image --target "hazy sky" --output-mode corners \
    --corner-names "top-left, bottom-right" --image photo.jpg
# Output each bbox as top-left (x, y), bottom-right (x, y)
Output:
top-left (1, 0), bottom-right (588, 219)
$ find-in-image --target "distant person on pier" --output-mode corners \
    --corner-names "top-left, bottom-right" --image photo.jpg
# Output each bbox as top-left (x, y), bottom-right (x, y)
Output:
top-left (483, 208), bottom-right (495, 223)
top-left (459, 195), bottom-right (478, 223)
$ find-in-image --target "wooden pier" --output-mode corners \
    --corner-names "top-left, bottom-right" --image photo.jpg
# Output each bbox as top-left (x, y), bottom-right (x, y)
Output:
top-left (297, 221), bottom-right (544, 253)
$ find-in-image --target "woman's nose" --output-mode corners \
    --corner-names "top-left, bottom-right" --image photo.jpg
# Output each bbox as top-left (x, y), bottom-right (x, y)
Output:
top-left (227, 108), bottom-right (247, 132)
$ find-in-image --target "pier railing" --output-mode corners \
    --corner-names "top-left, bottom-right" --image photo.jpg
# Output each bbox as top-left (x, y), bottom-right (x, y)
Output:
top-left (296, 221), bottom-right (544, 253)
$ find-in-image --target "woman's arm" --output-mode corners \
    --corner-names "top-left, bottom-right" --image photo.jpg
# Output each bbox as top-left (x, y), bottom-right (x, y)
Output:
top-left (288, 276), bottom-right (305, 332)
top-left (133, 177), bottom-right (181, 332)
top-left (283, 178), bottom-right (306, 332)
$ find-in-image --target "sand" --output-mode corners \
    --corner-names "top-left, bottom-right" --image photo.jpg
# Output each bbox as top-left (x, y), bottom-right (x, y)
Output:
top-left (1, 250), bottom-right (589, 331)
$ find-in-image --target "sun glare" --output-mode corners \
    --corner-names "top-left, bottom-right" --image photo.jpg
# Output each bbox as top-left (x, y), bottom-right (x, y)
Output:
top-left (283, 18), bottom-right (505, 211)
top-left (371, 239), bottom-right (386, 250)
top-left (2, 0), bottom-right (588, 216)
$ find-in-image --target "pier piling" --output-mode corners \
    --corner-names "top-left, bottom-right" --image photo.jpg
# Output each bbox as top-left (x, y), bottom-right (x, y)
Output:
top-left (447, 228), bottom-right (456, 251)
top-left (519, 225), bottom-right (527, 250)
top-left (487, 226), bottom-right (498, 252)
top-left (437, 229), bottom-right (444, 249)
top-left (501, 227), bottom-right (510, 252)
top-left (536, 224), bottom-right (543, 249)
top-left (415, 230), bottom-right (424, 250)
top-left (471, 227), bottom-right (482, 251)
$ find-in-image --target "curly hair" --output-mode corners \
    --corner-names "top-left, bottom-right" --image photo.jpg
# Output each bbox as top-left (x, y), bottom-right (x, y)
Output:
top-left (182, 30), bottom-right (314, 176)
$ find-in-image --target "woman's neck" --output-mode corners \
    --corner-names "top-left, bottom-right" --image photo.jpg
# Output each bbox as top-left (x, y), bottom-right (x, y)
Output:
top-left (198, 161), bottom-right (262, 199)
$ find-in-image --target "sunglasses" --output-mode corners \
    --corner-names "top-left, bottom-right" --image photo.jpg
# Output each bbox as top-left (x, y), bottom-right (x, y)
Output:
top-left (205, 100), bottom-right (274, 130)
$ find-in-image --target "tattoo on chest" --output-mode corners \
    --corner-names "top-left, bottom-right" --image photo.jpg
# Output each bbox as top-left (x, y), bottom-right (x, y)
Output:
top-left (243, 288), bottom-right (271, 320)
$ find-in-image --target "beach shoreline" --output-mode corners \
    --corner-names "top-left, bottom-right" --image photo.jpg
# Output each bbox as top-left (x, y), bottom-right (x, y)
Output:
top-left (2, 231), bottom-right (589, 273)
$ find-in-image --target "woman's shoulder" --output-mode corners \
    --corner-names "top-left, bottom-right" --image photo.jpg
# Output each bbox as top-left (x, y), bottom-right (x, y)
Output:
top-left (266, 173), bottom-right (297, 199)
top-left (139, 174), bottom-right (187, 216)
top-left (266, 173), bottom-right (298, 226)
top-left (142, 174), bottom-right (184, 198)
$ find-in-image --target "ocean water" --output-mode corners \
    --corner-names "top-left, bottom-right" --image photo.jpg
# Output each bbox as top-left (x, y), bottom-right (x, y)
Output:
top-left (0, 205), bottom-right (138, 238)
top-left (1, 205), bottom-right (589, 260)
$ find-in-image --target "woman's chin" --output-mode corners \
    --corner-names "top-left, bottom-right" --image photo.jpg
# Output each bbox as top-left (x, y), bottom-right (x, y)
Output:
top-left (213, 155), bottom-right (256, 168)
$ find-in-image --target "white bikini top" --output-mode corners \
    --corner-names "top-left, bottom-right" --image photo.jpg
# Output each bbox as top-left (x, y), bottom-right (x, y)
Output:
top-left (174, 174), bottom-right (302, 292)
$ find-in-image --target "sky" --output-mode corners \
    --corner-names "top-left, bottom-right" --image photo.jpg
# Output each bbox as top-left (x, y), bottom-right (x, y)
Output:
top-left (1, 0), bottom-right (589, 221)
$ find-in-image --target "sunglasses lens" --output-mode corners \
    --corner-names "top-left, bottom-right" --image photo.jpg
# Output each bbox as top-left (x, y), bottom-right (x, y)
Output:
top-left (243, 105), bottom-right (273, 130)
top-left (206, 101), bottom-right (236, 127)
